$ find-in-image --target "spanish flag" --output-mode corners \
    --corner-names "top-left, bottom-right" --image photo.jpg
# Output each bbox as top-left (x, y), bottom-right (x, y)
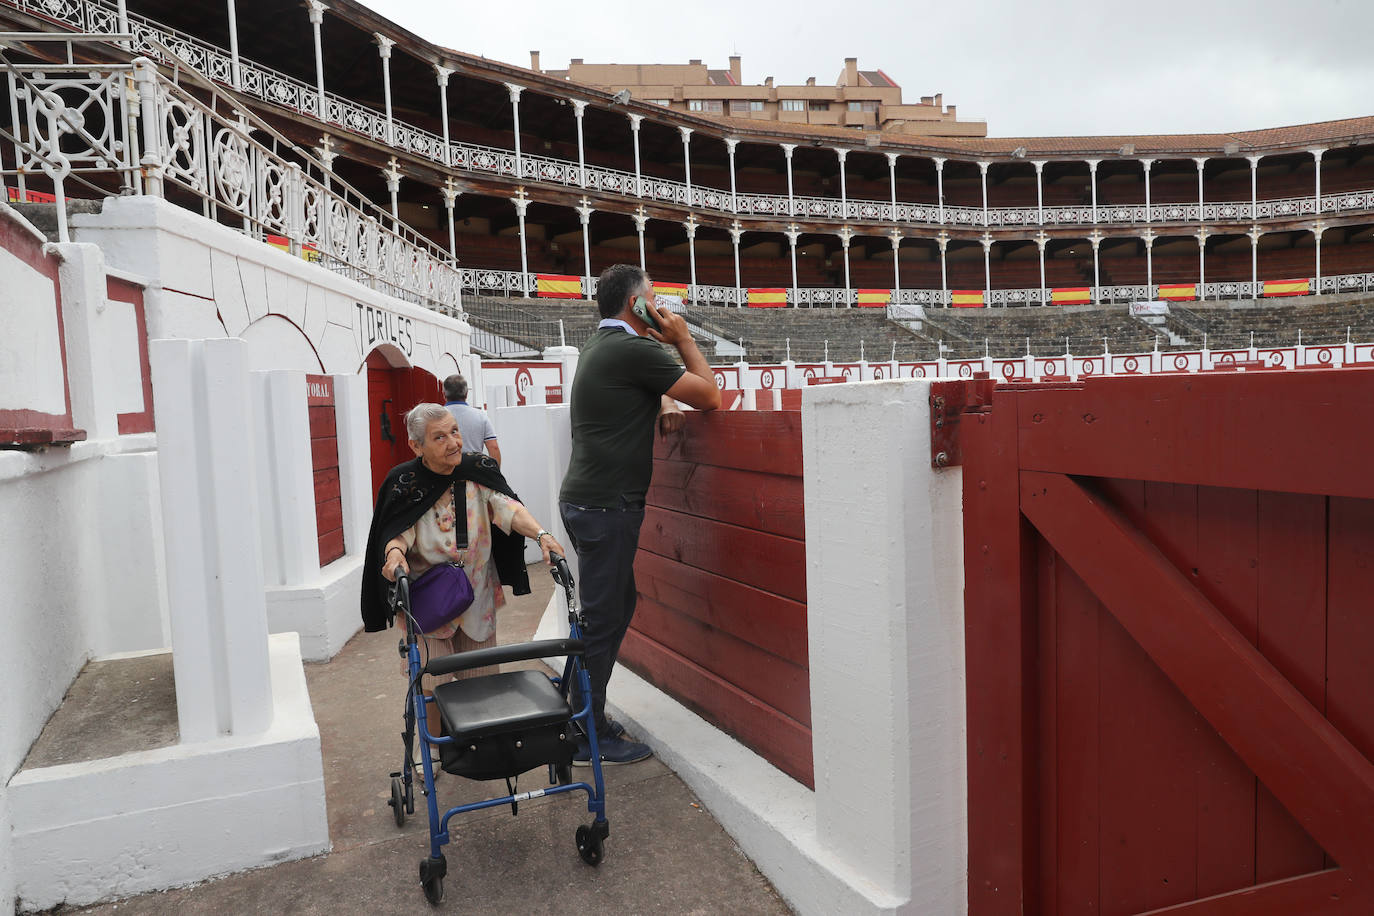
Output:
top-left (536, 274), bottom-right (583, 298)
top-left (855, 289), bottom-right (892, 308)
top-left (654, 281), bottom-right (689, 300)
top-left (266, 234), bottom-right (322, 263)
top-left (747, 288), bottom-right (788, 308)
top-left (951, 289), bottom-right (985, 308)
top-left (1262, 278), bottom-right (1310, 297)
top-left (1051, 287), bottom-right (1091, 305)
top-left (1157, 283), bottom-right (1197, 301)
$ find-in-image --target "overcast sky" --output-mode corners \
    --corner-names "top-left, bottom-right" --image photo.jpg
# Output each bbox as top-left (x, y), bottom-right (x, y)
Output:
top-left (363, 0), bottom-right (1371, 139)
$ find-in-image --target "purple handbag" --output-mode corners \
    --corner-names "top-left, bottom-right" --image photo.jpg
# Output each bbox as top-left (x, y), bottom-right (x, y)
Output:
top-left (408, 483), bottom-right (475, 634)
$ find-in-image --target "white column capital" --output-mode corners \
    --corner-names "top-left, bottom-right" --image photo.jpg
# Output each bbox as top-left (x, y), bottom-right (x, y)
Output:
top-left (1309, 147), bottom-right (1327, 161)
top-left (632, 212), bottom-right (648, 232)
top-left (1035, 232), bottom-right (1049, 250)
top-left (977, 160), bottom-right (990, 174)
top-left (728, 223), bottom-right (743, 243)
top-left (1194, 156), bottom-right (1209, 169)
top-left (885, 151), bottom-right (899, 166)
top-left (1142, 229), bottom-right (1156, 247)
top-left (784, 225), bottom-right (801, 245)
top-left (838, 225), bottom-right (853, 246)
top-left (725, 137), bottom-right (739, 153)
top-left (684, 220), bottom-right (698, 239)
top-left (305, 0), bottom-right (327, 25)
top-left (1312, 220), bottom-right (1327, 238)
top-left (1033, 160), bottom-right (1046, 173)
top-left (315, 133), bottom-right (336, 168)
top-left (679, 126), bottom-right (693, 143)
top-left (504, 82), bottom-right (525, 103)
top-left (1196, 226), bottom-right (1210, 241)
top-left (1140, 158), bottom-right (1154, 172)
top-left (628, 113), bottom-right (643, 130)
top-left (434, 64), bottom-right (454, 86)
top-left (932, 157), bottom-right (945, 170)
top-left (834, 147), bottom-right (849, 164)
top-left (439, 177), bottom-right (460, 208)
top-left (1246, 154), bottom-right (1263, 167)
top-left (576, 203), bottom-right (593, 225)
top-left (1090, 235), bottom-right (1103, 250)
top-left (512, 198), bottom-right (530, 217)
top-left (781, 143), bottom-right (795, 158)
top-left (936, 230), bottom-right (949, 251)
top-left (382, 156), bottom-right (401, 193)
top-left (889, 228), bottom-right (902, 249)
top-left (571, 98), bottom-right (588, 116)
top-left (1247, 224), bottom-right (1264, 241)
top-left (1086, 158), bottom-right (1100, 172)
top-left (373, 32), bottom-right (394, 58)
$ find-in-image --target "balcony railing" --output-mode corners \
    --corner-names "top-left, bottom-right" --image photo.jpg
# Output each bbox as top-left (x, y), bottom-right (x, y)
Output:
top-left (7, 0), bottom-right (1373, 235)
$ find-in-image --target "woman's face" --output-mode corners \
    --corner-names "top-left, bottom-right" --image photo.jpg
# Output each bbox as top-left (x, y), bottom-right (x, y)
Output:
top-left (411, 413), bottom-right (464, 473)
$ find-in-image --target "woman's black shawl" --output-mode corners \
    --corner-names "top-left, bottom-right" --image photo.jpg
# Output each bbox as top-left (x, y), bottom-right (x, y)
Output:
top-left (360, 454), bottom-right (532, 632)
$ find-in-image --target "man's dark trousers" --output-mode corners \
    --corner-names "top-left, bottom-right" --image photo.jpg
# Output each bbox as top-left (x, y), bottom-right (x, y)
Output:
top-left (559, 500), bottom-right (646, 739)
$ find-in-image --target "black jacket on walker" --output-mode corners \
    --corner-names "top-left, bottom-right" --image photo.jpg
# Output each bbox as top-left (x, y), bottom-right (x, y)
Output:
top-left (360, 454), bottom-right (531, 632)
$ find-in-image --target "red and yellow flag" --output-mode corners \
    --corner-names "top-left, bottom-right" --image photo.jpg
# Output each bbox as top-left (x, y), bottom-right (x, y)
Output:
top-left (1262, 278), bottom-right (1310, 297)
top-left (1051, 287), bottom-right (1091, 305)
top-left (265, 234), bottom-right (322, 263)
top-left (653, 281), bottom-right (689, 300)
top-left (1157, 283), bottom-right (1197, 301)
top-left (747, 288), bottom-right (788, 308)
top-left (950, 289), bottom-right (985, 308)
top-left (536, 274), bottom-right (582, 298)
top-left (855, 288), bottom-right (892, 308)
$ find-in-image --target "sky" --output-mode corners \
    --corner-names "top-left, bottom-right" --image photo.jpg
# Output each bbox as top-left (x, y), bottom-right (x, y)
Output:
top-left (362, 0), bottom-right (1373, 139)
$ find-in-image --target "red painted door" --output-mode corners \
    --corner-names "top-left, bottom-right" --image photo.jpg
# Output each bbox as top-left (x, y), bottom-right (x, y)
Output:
top-left (961, 369), bottom-right (1374, 915)
top-left (365, 351), bottom-right (440, 501)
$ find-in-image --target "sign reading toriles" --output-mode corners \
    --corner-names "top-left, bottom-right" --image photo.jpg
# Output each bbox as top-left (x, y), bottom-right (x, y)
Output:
top-left (356, 302), bottom-right (413, 358)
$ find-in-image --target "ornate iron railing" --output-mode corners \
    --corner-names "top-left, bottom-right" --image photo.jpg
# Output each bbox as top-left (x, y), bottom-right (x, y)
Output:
top-left (6, 0), bottom-right (1373, 235)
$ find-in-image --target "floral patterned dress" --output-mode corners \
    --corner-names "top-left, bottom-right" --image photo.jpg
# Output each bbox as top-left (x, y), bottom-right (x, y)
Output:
top-left (395, 481), bottom-right (521, 642)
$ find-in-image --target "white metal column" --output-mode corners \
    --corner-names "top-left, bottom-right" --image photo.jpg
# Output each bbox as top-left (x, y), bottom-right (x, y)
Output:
top-left (729, 220), bottom-right (743, 306)
top-left (505, 83), bottom-right (525, 181)
top-left (629, 114), bottom-right (643, 197)
top-left (839, 226), bottom-right (853, 308)
top-left (886, 152), bottom-right (899, 222)
top-left (374, 33), bottom-right (395, 146)
top-left (785, 224), bottom-right (800, 307)
top-left (440, 178), bottom-right (459, 259)
top-left (890, 229), bottom-right (901, 296)
top-left (1034, 160), bottom-right (1045, 226)
top-left (513, 190), bottom-right (530, 296)
top-left (978, 160), bottom-right (989, 226)
top-left (306, 0), bottom-right (327, 121)
top-left (782, 143), bottom-right (796, 219)
top-left (435, 65), bottom-right (453, 166)
top-left (934, 157), bottom-right (946, 225)
top-left (572, 100), bottom-right (588, 188)
top-left (680, 126), bottom-right (693, 206)
top-left (577, 199), bottom-right (594, 300)
top-left (835, 147), bottom-right (849, 219)
top-left (725, 138), bottom-right (739, 213)
top-left (633, 207), bottom-right (647, 269)
top-left (1087, 159), bottom-right (1099, 225)
top-left (226, 0), bottom-right (242, 89)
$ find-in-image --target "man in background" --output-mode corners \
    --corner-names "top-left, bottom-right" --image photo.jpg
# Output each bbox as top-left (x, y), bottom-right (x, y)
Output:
top-left (443, 373), bottom-right (501, 465)
top-left (559, 264), bottom-right (720, 765)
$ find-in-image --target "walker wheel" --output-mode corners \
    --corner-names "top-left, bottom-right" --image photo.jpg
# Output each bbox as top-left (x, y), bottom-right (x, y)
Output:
top-left (423, 875), bottom-right (444, 905)
top-left (389, 776), bottom-right (406, 827)
top-left (575, 824), bottom-right (604, 866)
top-left (419, 856), bottom-right (446, 905)
top-left (553, 762), bottom-right (572, 785)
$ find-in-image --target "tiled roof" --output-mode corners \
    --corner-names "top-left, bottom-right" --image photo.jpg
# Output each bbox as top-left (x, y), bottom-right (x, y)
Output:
top-left (707, 69), bottom-right (737, 86)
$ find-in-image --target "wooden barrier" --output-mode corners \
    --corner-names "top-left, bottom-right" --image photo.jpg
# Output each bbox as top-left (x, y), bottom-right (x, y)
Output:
top-left (621, 411), bottom-right (812, 786)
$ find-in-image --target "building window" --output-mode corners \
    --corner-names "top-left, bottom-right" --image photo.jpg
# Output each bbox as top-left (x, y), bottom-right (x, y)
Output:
top-left (780, 100), bottom-right (804, 111)
top-left (750, 100), bottom-right (764, 111)
top-left (647, 99), bottom-right (670, 106)
top-left (689, 100), bottom-right (723, 112)
top-left (808, 101), bottom-right (829, 112)
top-left (848, 101), bottom-right (863, 112)
top-left (729, 100), bottom-right (749, 113)
top-left (863, 100), bottom-right (878, 112)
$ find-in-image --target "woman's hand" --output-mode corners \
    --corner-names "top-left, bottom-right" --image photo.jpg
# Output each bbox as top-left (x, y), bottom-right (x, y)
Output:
top-left (534, 530), bottom-right (565, 566)
top-left (382, 545), bottom-right (409, 582)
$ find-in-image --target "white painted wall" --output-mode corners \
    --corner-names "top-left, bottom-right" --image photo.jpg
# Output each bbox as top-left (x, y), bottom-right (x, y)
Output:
top-left (0, 236), bottom-right (64, 415)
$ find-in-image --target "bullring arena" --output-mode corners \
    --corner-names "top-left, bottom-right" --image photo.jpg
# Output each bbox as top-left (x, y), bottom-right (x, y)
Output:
top-left (2, 0), bottom-right (1373, 913)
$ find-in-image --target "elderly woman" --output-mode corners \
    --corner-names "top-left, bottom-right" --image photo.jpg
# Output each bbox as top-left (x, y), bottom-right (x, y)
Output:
top-left (360, 404), bottom-right (564, 680)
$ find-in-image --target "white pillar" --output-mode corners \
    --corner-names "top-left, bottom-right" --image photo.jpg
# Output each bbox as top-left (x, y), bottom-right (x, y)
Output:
top-left (332, 371), bottom-right (371, 560)
top-left (934, 157), bottom-right (946, 225)
top-left (886, 152), bottom-right (899, 223)
top-left (633, 207), bottom-right (647, 270)
top-left (1314, 222), bottom-right (1325, 284)
top-left (839, 226), bottom-right (853, 308)
top-left (440, 178), bottom-right (459, 259)
top-left (1194, 156), bottom-right (1208, 221)
top-left (226, 0), bottom-right (242, 89)
top-left (577, 199), bottom-right (593, 300)
top-left (835, 147), bottom-right (849, 219)
top-left (782, 143), bottom-right (796, 218)
top-left (374, 33), bottom-right (395, 146)
top-left (801, 379), bottom-right (968, 912)
top-left (981, 232), bottom-right (992, 303)
top-left (382, 157), bottom-right (401, 222)
top-left (1247, 154), bottom-right (1261, 221)
top-left (1248, 225), bottom-right (1262, 294)
top-left (253, 370), bottom-right (318, 588)
top-left (729, 221), bottom-right (743, 306)
top-left (513, 191), bottom-right (530, 296)
top-left (629, 114), bottom-right (643, 197)
top-left (1141, 158), bottom-right (1154, 218)
top-left (1090, 230), bottom-right (1102, 305)
top-left (1197, 227), bottom-right (1208, 298)
top-left (685, 216), bottom-right (698, 304)
top-left (572, 99), bottom-right (588, 189)
top-left (785, 225), bottom-right (800, 307)
top-left (1311, 148), bottom-right (1326, 215)
top-left (1036, 231), bottom-right (1048, 304)
top-left (1034, 160), bottom-right (1045, 226)
top-left (726, 138), bottom-right (739, 213)
top-left (1087, 159), bottom-right (1099, 224)
top-left (306, 0), bottom-right (328, 122)
top-left (937, 230), bottom-right (949, 305)
top-left (435, 65), bottom-right (454, 167)
top-left (890, 230), bottom-right (902, 295)
top-left (1144, 229), bottom-right (1156, 290)
top-left (506, 83), bottom-right (525, 180)
top-left (149, 338), bottom-right (273, 742)
top-left (978, 160), bottom-right (990, 227)
top-left (680, 126), bottom-right (694, 205)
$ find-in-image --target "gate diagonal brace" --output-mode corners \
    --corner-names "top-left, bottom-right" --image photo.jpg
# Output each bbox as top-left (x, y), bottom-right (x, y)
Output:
top-left (929, 376), bottom-right (994, 469)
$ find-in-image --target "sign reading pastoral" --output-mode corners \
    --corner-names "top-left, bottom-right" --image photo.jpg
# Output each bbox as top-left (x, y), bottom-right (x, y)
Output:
top-left (748, 288), bottom-right (788, 308)
top-left (951, 290), bottom-right (985, 308)
top-left (536, 274), bottom-right (582, 298)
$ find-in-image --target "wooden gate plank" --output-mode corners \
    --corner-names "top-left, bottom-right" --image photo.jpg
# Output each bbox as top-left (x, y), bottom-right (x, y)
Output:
top-left (1013, 371), bottom-right (1374, 501)
top-left (1327, 497), bottom-right (1374, 770)
top-left (1140, 868), bottom-right (1359, 915)
top-left (1019, 470), bottom-right (1374, 883)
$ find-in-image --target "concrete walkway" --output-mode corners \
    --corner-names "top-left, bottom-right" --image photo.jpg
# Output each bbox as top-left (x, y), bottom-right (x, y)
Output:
top-left (69, 565), bottom-right (790, 914)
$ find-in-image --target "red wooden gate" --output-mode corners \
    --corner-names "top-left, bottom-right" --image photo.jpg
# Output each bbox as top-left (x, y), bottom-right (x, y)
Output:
top-left (962, 369), bottom-right (1374, 915)
top-left (365, 351), bottom-right (440, 500)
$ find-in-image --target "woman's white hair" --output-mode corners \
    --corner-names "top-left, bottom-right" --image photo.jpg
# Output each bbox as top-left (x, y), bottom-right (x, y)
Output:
top-left (405, 403), bottom-right (454, 443)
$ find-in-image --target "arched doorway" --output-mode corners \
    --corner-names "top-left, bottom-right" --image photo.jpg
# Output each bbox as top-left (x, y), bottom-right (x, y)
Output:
top-left (365, 345), bottom-right (441, 500)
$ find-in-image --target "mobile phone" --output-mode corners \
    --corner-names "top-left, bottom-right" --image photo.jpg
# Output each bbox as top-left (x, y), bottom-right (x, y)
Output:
top-left (632, 295), bottom-right (661, 331)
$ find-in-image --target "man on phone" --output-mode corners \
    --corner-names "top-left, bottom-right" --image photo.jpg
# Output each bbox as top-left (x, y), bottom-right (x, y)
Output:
top-left (559, 264), bottom-right (721, 765)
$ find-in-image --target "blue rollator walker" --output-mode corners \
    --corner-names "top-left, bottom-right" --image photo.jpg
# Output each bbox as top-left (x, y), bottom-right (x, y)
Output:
top-left (386, 554), bottom-right (610, 905)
